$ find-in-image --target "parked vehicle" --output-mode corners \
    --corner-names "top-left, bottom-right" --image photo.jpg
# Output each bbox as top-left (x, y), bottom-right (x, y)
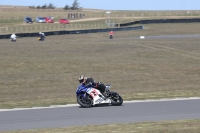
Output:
top-left (44, 17), bottom-right (54, 23)
top-left (35, 17), bottom-right (46, 23)
top-left (58, 19), bottom-right (70, 24)
top-left (76, 83), bottom-right (123, 108)
top-left (24, 17), bottom-right (33, 23)
top-left (48, 16), bottom-right (54, 19)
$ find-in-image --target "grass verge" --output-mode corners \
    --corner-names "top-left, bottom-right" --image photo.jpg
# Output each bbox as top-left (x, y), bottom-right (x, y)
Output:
top-left (0, 23), bottom-right (200, 109)
top-left (2, 119), bottom-right (200, 133)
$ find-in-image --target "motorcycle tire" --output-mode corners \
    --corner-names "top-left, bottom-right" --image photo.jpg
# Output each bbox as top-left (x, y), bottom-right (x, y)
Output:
top-left (110, 92), bottom-right (123, 106)
top-left (77, 94), bottom-right (93, 108)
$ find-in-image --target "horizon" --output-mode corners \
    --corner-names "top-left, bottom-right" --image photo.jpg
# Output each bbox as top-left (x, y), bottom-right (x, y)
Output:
top-left (0, 0), bottom-right (200, 10)
top-left (0, 5), bottom-right (198, 11)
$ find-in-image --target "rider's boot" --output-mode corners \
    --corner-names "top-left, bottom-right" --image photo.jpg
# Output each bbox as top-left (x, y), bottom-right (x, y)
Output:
top-left (104, 89), bottom-right (111, 97)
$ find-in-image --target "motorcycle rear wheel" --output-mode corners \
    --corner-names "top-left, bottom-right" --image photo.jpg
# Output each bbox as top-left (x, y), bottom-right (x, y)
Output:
top-left (77, 94), bottom-right (93, 108)
top-left (110, 92), bottom-right (123, 106)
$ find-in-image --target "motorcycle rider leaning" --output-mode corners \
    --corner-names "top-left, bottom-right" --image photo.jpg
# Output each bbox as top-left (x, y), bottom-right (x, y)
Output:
top-left (79, 75), bottom-right (108, 98)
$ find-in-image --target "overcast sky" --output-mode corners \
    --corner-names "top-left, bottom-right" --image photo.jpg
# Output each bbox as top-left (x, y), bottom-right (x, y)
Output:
top-left (0, 0), bottom-right (199, 10)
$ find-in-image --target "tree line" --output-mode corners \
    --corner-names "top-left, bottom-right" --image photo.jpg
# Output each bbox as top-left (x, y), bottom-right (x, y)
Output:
top-left (29, 0), bottom-right (81, 10)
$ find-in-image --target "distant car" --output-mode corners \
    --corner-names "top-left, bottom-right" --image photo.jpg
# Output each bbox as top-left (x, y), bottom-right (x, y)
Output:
top-left (58, 19), bottom-right (70, 24)
top-left (44, 17), bottom-right (54, 23)
top-left (24, 17), bottom-right (33, 23)
top-left (47, 16), bottom-right (54, 20)
top-left (35, 17), bottom-right (46, 23)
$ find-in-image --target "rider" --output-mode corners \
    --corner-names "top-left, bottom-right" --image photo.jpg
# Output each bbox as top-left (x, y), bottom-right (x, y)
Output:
top-left (10, 33), bottom-right (17, 42)
top-left (79, 75), bottom-right (107, 98)
top-left (109, 31), bottom-right (114, 38)
top-left (109, 31), bottom-right (114, 35)
top-left (39, 32), bottom-right (45, 41)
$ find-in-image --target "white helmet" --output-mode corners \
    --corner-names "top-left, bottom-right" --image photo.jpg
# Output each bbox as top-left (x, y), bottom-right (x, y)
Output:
top-left (79, 75), bottom-right (87, 83)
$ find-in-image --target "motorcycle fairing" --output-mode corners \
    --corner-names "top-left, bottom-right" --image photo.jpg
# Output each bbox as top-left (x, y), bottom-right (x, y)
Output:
top-left (76, 84), bottom-right (111, 105)
top-left (86, 88), bottom-right (111, 105)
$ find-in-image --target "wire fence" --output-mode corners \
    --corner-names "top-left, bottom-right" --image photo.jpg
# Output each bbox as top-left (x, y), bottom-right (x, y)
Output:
top-left (0, 23), bottom-right (112, 34)
top-left (0, 8), bottom-right (200, 20)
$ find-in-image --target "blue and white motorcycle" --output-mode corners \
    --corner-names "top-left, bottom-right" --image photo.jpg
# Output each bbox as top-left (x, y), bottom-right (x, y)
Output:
top-left (76, 84), bottom-right (123, 108)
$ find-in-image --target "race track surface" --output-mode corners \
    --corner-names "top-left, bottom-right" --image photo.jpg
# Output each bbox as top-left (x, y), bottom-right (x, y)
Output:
top-left (0, 98), bottom-right (200, 132)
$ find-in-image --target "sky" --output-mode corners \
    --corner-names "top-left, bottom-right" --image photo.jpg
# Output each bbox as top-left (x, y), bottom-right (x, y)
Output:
top-left (0, 0), bottom-right (199, 10)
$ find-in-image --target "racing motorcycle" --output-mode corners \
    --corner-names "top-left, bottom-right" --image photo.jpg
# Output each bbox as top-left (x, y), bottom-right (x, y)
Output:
top-left (76, 84), bottom-right (123, 108)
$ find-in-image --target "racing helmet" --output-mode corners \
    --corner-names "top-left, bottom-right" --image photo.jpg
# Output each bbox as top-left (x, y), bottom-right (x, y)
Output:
top-left (79, 75), bottom-right (87, 83)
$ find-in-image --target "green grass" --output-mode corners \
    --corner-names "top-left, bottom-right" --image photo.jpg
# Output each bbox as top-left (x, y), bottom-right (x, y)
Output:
top-left (2, 119), bottom-right (200, 133)
top-left (1, 23), bottom-right (200, 109)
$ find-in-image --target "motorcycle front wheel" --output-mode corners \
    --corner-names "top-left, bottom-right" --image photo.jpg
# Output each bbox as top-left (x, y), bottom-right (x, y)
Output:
top-left (110, 92), bottom-right (123, 106)
top-left (77, 94), bottom-right (93, 108)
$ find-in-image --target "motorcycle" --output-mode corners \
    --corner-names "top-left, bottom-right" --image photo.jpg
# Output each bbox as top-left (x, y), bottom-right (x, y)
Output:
top-left (10, 36), bottom-right (18, 42)
top-left (38, 35), bottom-right (45, 41)
top-left (109, 34), bottom-right (113, 39)
top-left (76, 84), bottom-right (123, 108)
top-left (11, 38), bottom-right (16, 42)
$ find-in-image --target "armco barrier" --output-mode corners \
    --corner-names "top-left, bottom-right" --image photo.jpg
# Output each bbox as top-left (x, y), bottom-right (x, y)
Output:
top-left (140, 18), bottom-right (200, 24)
top-left (115, 21), bottom-right (140, 27)
top-left (0, 26), bottom-right (143, 39)
top-left (117, 18), bottom-right (200, 27)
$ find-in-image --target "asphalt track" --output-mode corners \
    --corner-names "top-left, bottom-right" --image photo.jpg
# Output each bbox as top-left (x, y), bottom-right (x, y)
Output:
top-left (144, 34), bottom-right (200, 39)
top-left (129, 34), bottom-right (200, 39)
top-left (0, 98), bottom-right (200, 132)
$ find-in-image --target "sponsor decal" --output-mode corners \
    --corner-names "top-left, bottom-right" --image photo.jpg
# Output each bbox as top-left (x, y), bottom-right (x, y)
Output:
top-left (95, 98), bottom-right (104, 103)
top-left (89, 89), bottom-right (99, 98)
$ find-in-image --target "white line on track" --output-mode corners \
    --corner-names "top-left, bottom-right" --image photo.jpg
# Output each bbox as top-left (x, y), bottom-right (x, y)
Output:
top-left (0, 97), bottom-right (200, 112)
